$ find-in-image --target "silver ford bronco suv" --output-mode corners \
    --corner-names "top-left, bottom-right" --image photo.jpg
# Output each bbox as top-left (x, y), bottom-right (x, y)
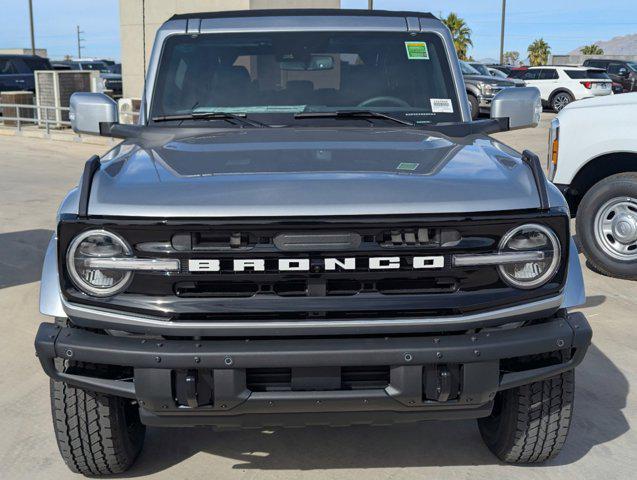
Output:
top-left (35, 9), bottom-right (592, 475)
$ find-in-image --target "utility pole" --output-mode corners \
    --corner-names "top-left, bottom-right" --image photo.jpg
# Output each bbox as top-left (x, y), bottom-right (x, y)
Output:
top-left (368, 0), bottom-right (373, 10)
top-left (76, 25), bottom-right (84, 59)
top-left (28, 0), bottom-right (36, 55)
top-left (499, 0), bottom-right (507, 64)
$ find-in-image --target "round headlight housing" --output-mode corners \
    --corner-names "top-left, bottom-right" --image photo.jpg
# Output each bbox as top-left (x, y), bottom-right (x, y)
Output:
top-left (66, 230), bottom-right (132, 296)
top-left (498, 224), bottom-right (561, 289)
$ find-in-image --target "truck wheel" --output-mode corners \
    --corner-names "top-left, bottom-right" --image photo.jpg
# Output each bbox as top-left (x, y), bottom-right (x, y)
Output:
top-left (468, 94), bottom-right (479, 120)
top-left (576, 172), bottom-right (637, 280)
top-left (477, 370), bottom-right (574, 463)
top-left (50, 379), bottom-right (145, 475)
top-left (551, 92), bottom-right (573, 112)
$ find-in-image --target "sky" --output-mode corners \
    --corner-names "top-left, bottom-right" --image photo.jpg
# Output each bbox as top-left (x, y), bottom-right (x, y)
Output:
top-left (1, 1), bottom-right (637, 61)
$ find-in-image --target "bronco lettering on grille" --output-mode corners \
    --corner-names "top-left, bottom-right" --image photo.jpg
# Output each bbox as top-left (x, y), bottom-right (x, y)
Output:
top-left (188, 256), bottom-right (445, 273)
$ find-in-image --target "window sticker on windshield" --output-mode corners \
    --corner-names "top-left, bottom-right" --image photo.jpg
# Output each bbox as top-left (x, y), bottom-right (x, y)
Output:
top-left (430, 98), bottom-right (454, 113)
top-left (405, 42), bottom-right (429, 60)
top-left (397, 162), bottom-right (419, 171)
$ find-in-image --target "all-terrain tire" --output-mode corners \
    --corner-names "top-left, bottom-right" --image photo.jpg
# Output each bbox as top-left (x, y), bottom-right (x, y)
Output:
top-left (477, 370), bottom-right (574, 463)
top-left (467, 94), bottom-right (480, 120)
top-left (50, 379), bottom-right (146, 476)
top-left (576, 172), bottom-right (637, 280)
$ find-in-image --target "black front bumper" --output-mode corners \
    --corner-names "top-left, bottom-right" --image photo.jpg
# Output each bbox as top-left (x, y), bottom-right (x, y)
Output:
top-left (35, 312), bottom-right (591, 428)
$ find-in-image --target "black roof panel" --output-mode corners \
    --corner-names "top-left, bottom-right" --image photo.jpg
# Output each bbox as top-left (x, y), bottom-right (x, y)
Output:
top-left (170, 8), bottom-right (436, 21)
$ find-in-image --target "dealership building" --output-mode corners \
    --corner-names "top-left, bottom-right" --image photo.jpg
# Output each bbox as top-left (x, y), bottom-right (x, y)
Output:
top-left (119, 0), bottom-right (341, 98)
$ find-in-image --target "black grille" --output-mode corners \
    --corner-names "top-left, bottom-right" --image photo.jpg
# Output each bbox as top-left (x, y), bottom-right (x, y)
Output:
top-left (246, 366), bottom-right (390, 392)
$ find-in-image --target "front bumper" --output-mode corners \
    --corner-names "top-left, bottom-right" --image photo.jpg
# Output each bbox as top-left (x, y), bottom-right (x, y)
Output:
top-left (35, 312), bottom-right (591, 427)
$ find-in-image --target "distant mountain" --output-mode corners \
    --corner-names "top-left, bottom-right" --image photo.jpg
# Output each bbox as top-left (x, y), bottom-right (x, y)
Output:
top-left (478, 57), bottom-right (499, 65)
top-left (570, 34), bottom-right (637, 55)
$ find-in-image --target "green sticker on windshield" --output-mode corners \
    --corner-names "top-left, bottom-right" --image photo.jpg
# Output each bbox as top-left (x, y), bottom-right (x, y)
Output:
top-left (397, 162), bottom-right (419, 171)
top-left (405, 41), bottom-right (429, 60)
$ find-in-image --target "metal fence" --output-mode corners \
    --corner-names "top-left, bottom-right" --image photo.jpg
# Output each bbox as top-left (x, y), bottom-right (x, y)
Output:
top-left (0, 103), bottom-right (140, 136)
top-left (0, 103), bottom-right (71, 134)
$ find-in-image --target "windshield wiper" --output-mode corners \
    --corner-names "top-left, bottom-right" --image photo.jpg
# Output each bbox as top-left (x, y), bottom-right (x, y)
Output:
top-left (151, 112), bottom-right (270, 128)
top-left (294, 110), bottom-right (415, 126)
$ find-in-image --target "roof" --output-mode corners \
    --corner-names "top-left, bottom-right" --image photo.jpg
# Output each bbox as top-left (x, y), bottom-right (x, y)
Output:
top-left (528, 65), bottom-right (602, 70)
top-left (170, 9), bottom-right (436, 21)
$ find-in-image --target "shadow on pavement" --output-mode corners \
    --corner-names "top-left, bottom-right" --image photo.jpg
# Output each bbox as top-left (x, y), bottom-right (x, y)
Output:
top-left (0, 229), bottom-right (53, 289)
top-left (120, 343), bottom-right (628, 476)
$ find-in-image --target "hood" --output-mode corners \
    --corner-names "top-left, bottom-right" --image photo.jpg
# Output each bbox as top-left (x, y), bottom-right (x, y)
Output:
top-left (463, 74), bottom-right (516, 87)
top-left (88, 128), bottom-right (542, 218)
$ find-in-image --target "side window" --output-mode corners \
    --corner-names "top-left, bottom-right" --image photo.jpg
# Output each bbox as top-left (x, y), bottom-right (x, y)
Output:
top-left (608, 63), bottom-right (622, 75)
top-left (523, 70), bottom-right (540, 80)
top-left (0, 60), bottom-right (18, 74)
top-left (539, 69), bottom-right (558, 80)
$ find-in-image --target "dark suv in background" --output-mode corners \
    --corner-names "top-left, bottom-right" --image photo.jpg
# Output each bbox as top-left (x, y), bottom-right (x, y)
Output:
top-left (0, 54), bottom-right (52, 92)
top-left (583, 58), bottom-right (637, 92)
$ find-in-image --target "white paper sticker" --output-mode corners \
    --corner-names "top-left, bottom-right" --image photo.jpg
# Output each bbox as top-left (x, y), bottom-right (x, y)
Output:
top-left (430, 98), bottom-right (454, 113)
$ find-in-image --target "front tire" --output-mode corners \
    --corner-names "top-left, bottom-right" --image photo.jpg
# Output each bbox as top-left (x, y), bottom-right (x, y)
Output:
top-left (551, 91), bottom-right (573, 112)
top-left (576, 173), bottom-right (637, 280)
top-left (468, 94), bottom-right (480, 120)
top-left (477, 371), bottom-right (574, 463)
top-left (50, 380), bottom-right (145, 476)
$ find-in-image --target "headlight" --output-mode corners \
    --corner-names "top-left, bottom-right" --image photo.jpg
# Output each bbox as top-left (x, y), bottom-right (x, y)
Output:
top-left (498, 224), bottom-right (561, 289)
top-left (66, 229), bottom-right (133, 296)
top-left (478, 82), bottom-right (495, 95)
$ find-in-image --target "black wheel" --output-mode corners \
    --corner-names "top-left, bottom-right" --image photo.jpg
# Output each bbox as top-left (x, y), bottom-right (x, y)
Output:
top-left (477, 371), bottom-right (574, 463)
top-left (576, 172), bottom-right (637, 280)
top-left (551, 91), bottom-right (573, 112)
top-left (468, 94), bottom-right (479, 120)
top-left (50, 379), bottom-right (145, 476)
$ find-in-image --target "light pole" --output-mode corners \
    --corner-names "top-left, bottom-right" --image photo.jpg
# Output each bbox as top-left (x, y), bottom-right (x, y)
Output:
top-left (368, 0), bottom-right (373, 10)
top-left (76, 25), bottom-right (84, 59)
top-left (28, 0), bottom-right (36, 55)
top-left (499, 0), bottom-right (507, 64)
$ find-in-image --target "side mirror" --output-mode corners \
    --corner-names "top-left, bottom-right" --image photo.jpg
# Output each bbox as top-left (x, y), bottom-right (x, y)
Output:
top-left (69, 92), bottom-right (118, 136)
top-left (618, 67), bottom-right (629, 77)
top-left (490, 87), bottom-right (542, 130)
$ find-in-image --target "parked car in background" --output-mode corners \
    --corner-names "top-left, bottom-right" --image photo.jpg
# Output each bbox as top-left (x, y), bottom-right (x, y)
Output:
top-left (459, 60), bottom-right (519, 119)
top-left (583, 58), bottom-right (637, 92)
top-left (58, 59), bottom-right (122, 97)
top-left (508, 66), bottom-right (529, 79)
top-left (487, 64), bottom-right (512, 76)
top-left (488, 66), bottom-right (526, 86)
top-left (522, 66), bottom-right (611, 111)
top-left (612, 82), bottom-right (624, 95)
top-left (0, 54), bottom-right (52, 92)
top-left (549, 93), bottom-right (637, 279)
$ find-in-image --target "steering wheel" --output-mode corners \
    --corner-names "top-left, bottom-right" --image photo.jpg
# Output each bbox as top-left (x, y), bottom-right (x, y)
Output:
top-left (357, 96), bottom-right (410, 108)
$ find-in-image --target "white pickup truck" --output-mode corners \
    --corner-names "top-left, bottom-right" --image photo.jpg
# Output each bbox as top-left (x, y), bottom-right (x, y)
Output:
top-left (549, 93), bottom-right (637, 279)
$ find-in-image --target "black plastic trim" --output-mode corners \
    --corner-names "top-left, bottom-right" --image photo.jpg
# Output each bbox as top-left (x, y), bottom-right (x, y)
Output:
top-left (522, 150), bottom-right (550, 211)
top-left (169, 9), bottom-right (437, 21)
top-left (77, 155), bottom-right (101, 219)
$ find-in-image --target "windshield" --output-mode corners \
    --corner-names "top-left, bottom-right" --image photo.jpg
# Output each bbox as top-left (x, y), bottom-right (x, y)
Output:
top-left (459, 61), bottom-right (480, 75)
top-left (470, 63), bottom-right (490, 76)
top-left (627, 62), bottom-right (637, 72)
top-left (490, 68), bottom-right (507, 79)
top-left (151, 31), bottom-right (462, 125)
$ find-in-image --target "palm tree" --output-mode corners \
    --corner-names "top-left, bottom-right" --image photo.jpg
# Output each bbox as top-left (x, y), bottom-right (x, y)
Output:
top-left (503, 51), bottom-right (520, 65)
top-left (442, 13), bottom-right (473, 61)
top-left (581, 44), bottom-right (604, 55)
top-left (527, 38), bottom-right (551, 66)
